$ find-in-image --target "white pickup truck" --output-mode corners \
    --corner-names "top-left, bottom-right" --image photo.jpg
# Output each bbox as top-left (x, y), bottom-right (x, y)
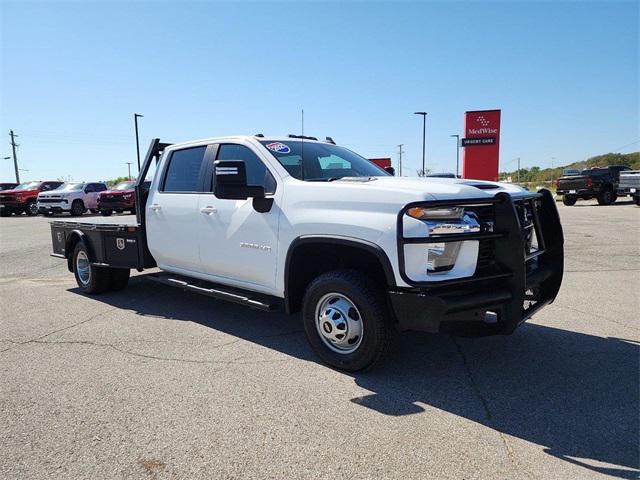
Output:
top-left (49, 136), bottom-right (564, 370)
top-left (38, 182), bottom-right (108, 216)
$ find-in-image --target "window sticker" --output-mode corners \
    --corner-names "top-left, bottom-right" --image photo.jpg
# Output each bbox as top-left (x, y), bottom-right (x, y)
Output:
top-left (265, 142), bottom-right (291, 154)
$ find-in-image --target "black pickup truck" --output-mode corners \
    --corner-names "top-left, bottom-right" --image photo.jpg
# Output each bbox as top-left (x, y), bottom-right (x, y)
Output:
top-left (555, 166), bottom-right (631, 206)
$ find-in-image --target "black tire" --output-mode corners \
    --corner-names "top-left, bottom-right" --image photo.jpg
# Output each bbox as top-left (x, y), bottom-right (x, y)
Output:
top-left (0, 209), bottom-right (11, 217)
top-left (302, 270), bottom-right (395, 372)
top-left (562, 195), bottom-right (577, 206)
top-left (71, 200), bottom-right (85, 216)
top-left (100, 210), bottom-right (112, 216)
top-left (597, 187), bottom-right (616, 205)
top-left (634, 196), bottom-right (640, 206)
top-left (25, 200), bottom-right (38, 216)
top-left (90, 209), bottom-right (99, 214)
top-left (72, 241), bottom-right (111, 294)
top-left (109, 268), bottom-right (130, 291)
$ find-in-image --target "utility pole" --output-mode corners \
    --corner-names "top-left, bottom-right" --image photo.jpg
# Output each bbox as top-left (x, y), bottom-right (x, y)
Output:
top-left (134, 113), bottom-right (143, 172)
top-left (397, 144), bottom-right (404, 176)
top-left (9, 130), bottom-right (20, 183)
top-left (517, 157), bottom-right (521, 183)
top-left (414, 112), bottom-right (427, 175)
top-left (450, 134), bottom-right (460, 177)
top-left (126, 162), bottom-right (133, 180)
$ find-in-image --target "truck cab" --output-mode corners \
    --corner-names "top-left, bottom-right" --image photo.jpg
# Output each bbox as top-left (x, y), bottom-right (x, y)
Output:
top-left (49, 136), bottom-right (564, 371)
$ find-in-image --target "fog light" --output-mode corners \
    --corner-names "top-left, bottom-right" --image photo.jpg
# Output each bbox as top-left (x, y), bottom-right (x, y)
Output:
top-left (427, 241), bottom-right (462, 273)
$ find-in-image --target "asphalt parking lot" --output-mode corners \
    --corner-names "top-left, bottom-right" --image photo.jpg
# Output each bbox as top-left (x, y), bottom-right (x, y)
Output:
top-left (1, 200), bottom-right (638, 480)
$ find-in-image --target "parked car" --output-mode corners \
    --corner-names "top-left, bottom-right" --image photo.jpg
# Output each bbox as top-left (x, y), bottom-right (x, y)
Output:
top-left (37, 182), bottom-right (108, 216)
top-left (0, 182), bottom-right (18, 191)
top-left (555, 166), bottom-right (630, 206)
top-left (0, 181), bottom-right (63, 216)
top-left (48, 136), bottom-right (563, 371)
top-left (98, 180), bottom-right (151, 216)
top-left (618, 170), bottom-right (640, 206)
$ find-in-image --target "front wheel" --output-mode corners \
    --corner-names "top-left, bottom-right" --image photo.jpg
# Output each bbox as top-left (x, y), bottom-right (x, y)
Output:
top-left (634, 195), bottom-right (640, 206)
top-left (562, 195), bottom-right (577, 206)
top-left (302, 270), bottom-right (395, 371)
top-left (71, 200), bottom-right (85, 216)
top-left (100, 209), bottom-right (112, 216)
top-left (25, 200), bottom-right (38, 216)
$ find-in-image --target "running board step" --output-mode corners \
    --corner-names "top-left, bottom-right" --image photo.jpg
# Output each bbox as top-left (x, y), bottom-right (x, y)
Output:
top-left (146, 273), bottom-right (279, 311)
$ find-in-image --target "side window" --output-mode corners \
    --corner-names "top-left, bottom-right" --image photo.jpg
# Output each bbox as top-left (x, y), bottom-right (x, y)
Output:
top-left (95, 184), bottom-right (107, 192)
top-left (162, 146), bottom-right (207, 192)
top-left (85, 184), bottom-right (94, 193)
top-left (216, 144), bottom-right (276, 194)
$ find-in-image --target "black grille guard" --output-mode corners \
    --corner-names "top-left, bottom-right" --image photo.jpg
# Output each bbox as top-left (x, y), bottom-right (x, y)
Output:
top-left (395, 189), bottom-right (564, 334)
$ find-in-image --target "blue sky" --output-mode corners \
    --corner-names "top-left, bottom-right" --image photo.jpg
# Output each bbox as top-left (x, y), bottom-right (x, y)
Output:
top-left (1, 0), bottom-right (638, 182)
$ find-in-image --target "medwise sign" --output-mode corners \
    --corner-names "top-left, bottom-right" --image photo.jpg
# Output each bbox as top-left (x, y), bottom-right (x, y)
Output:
top-left (461, 110), bottom-right (501, 181)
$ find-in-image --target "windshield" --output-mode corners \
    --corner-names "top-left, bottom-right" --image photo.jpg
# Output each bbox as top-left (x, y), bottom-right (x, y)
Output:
top-left (14, 181), bottom-right (41, 190)
top-left (259, 141), bottom-right (389, 181)
top-left (114, 181), bottom-right (136, 190)
top-left (56, 183), bottom-right (85, 192)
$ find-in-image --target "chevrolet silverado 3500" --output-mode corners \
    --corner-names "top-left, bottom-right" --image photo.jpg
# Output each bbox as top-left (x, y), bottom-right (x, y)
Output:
top-left (49, 136), bottom-right (564, 371)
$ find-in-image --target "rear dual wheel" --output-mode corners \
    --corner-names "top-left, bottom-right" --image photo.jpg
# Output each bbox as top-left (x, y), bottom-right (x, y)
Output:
top-left (73, 241), bottom-right (130, 294)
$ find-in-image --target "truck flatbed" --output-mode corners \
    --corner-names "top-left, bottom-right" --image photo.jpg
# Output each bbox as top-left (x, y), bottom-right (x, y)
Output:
top-left (51, 214), bottom-right (139, 229)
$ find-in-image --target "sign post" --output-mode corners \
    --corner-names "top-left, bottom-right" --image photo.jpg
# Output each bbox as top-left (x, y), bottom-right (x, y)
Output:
top-left (461, 110), bottom-right (501, 181)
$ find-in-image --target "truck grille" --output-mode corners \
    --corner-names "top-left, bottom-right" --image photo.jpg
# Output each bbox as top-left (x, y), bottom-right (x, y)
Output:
top-left (619, 174), bottom-right (640, 189)
top-left (38, 198), bottom-right (63, 203)
top-left (100, 194), bottom-right (125, 204)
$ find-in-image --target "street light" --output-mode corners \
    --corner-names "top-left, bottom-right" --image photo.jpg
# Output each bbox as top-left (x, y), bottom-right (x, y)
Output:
top-left (450, 134), bottom-right (460, 177)
top-left (126, 162), bottom-right (133, 180)
top-left (414, 112), bottom-right (427, 176)
top-left (134, 113), bottom-right (144, 172)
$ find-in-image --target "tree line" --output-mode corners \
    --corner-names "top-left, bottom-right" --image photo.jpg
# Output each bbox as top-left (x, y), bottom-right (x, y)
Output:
top-left (500, 152), bottom-right (639, 184)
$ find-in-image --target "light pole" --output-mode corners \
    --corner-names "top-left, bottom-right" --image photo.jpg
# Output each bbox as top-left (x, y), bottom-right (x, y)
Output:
top-left (397, 144), bottom-right (404, 176)
top-left (414, 112), bottom-right (427, 175)
top-left (450, 134), bottom-right (460, 177)
top-left (126, 162), bottom-right (133, 180)
top-left (134, 113), bottom-right (144, 172)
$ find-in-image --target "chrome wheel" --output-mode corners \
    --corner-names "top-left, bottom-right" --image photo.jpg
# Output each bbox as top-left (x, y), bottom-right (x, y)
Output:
top-left (315, 293), bottom-right (363, 354)
top-left (76, 250), bottom-right (91, 286)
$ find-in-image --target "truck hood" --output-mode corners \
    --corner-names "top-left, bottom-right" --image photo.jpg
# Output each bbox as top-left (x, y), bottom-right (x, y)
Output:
top-left (331, 176), bottom-right (530, 201)
top-left (100, 188), bottom-right (135, 196)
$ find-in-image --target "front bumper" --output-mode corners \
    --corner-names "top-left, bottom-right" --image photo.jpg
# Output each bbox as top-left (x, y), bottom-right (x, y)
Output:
top-left (37, 202), bottom-right (70, 213)
top-left (0, 201), bottom-right (26, 210)
top-left (391, 190), bottom-right (564, 337)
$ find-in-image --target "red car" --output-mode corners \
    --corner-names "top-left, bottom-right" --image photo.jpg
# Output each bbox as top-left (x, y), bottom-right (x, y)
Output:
top-left (97, 180), bottom-right (150, 216)
top-left (0, 180), bottom-right (63, 216)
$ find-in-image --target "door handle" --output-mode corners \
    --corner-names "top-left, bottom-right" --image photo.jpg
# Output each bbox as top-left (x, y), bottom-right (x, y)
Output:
top-left (150, 204), bottom-right (162, 211)
top-left (200, 206), bottom-right (217, 215)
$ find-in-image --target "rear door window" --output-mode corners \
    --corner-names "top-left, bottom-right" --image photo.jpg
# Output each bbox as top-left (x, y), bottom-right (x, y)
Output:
top-left (162, 146), bottom-right (207, 192)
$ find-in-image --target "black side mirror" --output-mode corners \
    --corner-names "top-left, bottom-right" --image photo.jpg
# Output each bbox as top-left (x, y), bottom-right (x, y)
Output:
top-left (214, 160), bottom-right (265, 200)
top-left (384, 166), bottom-right (395, 176)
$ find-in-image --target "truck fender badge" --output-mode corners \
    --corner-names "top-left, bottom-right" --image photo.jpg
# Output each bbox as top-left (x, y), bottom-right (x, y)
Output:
top-left (116, 238), bottom-right (125, 250)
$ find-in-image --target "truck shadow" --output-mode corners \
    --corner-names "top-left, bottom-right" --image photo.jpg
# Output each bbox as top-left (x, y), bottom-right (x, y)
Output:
top-left (75, 275), bottom-right (639, 479)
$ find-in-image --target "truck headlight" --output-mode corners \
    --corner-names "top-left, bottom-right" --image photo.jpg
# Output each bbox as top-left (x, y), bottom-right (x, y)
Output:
top-left (407, 206), bottom-right (464, 220)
